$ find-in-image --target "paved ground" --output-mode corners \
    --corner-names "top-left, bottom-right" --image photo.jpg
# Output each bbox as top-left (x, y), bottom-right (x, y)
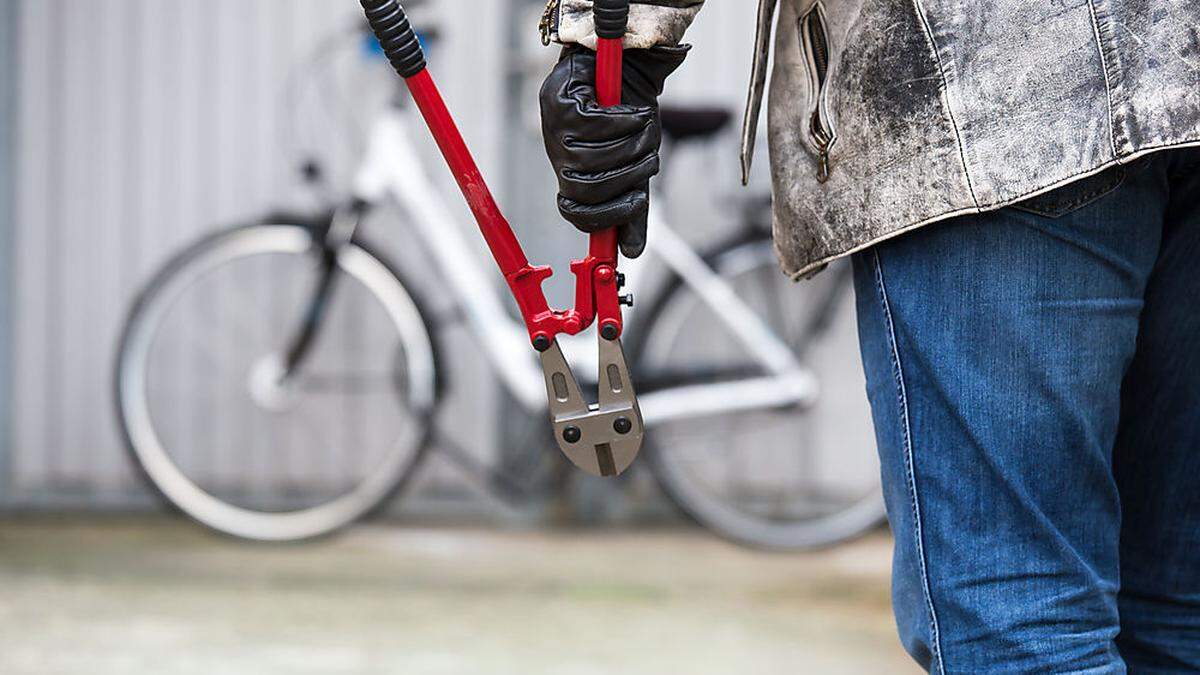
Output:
top-left (0, 517), bottom-right (917, 674)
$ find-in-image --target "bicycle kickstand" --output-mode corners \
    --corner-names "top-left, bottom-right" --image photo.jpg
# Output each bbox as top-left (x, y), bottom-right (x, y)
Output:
top-left (362, 0), bottom-right (643, 476)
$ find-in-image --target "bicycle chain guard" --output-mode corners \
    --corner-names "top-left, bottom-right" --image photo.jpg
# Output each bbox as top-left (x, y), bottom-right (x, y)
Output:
top-left (362, 0), bottom-right (642, 476)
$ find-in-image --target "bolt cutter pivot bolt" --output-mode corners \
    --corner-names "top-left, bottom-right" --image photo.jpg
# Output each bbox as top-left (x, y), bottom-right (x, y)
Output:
top-left (563, 426), bottom-right (583, 444)
top-left (540, 337), bottom-right (644, 477)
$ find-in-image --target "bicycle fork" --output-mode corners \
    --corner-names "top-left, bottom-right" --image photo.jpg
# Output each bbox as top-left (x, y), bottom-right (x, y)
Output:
top-left (362, 0), bottom-right (642, 477)
top-left (279, 202), bottom-right (369, 381)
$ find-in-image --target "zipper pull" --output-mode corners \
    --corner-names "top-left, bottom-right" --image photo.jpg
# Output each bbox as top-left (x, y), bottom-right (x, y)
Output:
top-left (810, 111), bottom-right (832, 183)
top-left (539, 0), bottom-right (560, 46)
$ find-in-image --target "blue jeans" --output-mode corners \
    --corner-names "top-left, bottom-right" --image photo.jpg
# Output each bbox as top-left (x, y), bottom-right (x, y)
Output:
top-left (853, 148), bottom-right (1200, 674)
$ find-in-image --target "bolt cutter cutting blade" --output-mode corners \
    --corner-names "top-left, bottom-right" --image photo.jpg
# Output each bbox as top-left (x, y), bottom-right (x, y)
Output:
top-left (540, 337), bottom-right (643, 477)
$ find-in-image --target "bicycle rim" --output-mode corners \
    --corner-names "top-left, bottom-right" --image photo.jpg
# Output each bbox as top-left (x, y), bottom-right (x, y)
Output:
top-left (636, 236), bottom-right (885, 550)
top-left (116, 224), bottom-right (437, 541)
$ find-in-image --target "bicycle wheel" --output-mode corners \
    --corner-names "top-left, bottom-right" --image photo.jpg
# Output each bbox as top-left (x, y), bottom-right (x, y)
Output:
top-left (632, 233), bottom-right (885, 550)
top-left (116, 221), bottom-right (439, 541)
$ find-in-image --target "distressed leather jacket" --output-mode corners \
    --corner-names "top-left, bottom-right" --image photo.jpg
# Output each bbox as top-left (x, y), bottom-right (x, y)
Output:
top-left (543, 0), bottom-right (1200, 279)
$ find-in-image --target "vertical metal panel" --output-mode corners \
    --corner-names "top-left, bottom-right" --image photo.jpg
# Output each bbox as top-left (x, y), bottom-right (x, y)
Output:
top-left (12, 0), bottom-right (52, 498)
top-left (0, 0), bottom-right (17, 494)
top-left (671, 1), bottom-right (760, 104)
top-left (659, 2), bottom-right (764, 222)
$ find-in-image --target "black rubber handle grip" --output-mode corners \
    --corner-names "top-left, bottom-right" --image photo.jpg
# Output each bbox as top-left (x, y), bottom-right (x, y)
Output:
top-left (361, 0), bottom-right (426, 79)
top-left (594, 0), bottom-right (631, 40)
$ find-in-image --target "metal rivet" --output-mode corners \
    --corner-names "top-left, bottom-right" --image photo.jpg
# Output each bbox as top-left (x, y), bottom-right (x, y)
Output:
top-left (563, 426), bottom-right (582, 444)
top-left (613, 417), bottom-right (632, 435)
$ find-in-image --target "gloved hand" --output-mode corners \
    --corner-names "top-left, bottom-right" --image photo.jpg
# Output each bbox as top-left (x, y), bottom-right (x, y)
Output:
top-left (540, 44), bottom-right (689, 258)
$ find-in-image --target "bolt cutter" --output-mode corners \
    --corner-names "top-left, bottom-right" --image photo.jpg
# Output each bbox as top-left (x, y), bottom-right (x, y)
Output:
top-left (361, 0), bottom-right (642, 477)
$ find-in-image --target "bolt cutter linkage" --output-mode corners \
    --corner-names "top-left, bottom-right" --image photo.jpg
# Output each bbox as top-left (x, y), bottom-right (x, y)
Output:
top-left (362, 0), bottom-right (642, 476)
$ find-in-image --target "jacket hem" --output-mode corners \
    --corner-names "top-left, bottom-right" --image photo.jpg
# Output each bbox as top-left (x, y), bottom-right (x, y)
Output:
top-left (784, 136), bottom-right (1200, 280)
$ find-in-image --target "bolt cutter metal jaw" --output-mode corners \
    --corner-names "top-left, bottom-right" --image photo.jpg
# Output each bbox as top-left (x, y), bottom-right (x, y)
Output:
top-left (540, 335), bottom-right (643, 477)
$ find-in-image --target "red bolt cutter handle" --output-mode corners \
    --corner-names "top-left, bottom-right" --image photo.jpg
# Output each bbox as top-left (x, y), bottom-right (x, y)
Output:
top-left (363, 0), bottom-right (644, 478)
top-left (361, 0), bottom-right (628, 350)
top-left (590, 0), bottom-right (630, 341)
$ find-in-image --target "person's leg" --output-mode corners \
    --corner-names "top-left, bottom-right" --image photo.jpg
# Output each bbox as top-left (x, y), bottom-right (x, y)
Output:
top-left (852, 159), bottom-right (1166, 673)
top-left (1113, 149), bottom-right (1200, 672)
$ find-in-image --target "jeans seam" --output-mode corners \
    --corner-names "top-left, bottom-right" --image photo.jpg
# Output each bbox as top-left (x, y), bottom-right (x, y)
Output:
top-left (872, 249), bottom-right (947, 675)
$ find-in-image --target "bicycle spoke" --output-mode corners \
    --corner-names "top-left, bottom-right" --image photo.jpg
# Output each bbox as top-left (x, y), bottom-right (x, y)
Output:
top-left (291, 371), bottom-right (397, 393)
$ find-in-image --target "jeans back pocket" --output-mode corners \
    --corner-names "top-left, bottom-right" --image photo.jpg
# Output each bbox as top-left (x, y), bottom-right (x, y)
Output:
top-left (1011, 164), bottom-right (1131, 219)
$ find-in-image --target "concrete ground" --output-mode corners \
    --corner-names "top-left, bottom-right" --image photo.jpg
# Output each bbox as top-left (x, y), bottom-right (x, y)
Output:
top-left (0, 517), bottom-right (917, 674)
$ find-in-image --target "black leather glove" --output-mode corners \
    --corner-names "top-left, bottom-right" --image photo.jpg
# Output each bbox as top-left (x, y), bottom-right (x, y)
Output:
top-left (540, 44), bottom-right (689, 258)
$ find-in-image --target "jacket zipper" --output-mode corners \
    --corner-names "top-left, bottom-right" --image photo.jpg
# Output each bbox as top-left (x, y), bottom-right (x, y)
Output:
top-left (800, 3), bottom-right (834, 183)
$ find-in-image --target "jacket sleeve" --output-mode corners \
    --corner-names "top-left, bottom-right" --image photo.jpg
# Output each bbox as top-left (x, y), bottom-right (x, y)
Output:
top-left (545, 0), bottom-right (704, 49)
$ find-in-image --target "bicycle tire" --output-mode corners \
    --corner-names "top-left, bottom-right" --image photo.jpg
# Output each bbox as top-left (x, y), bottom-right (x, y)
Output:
top-left (114, 218), bottom-right (442, 542)
top-left (628, 232), bottom-right (886, 550)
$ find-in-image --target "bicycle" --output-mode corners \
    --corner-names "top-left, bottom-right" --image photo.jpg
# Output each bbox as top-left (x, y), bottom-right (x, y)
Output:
top-left (114, 15), bottom-right (883, 549)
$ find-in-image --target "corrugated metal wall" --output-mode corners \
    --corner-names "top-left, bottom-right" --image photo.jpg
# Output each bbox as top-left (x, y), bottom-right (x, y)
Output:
top-left (2, 0), bottom-right (764, 509)
top-left (5, 0), bottom-right (514, 507)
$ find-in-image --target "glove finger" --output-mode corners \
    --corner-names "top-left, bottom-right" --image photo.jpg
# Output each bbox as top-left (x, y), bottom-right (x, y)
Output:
top-left (618, 207), bottom-right (649, 259)
top-left (562, 99), bottom-right (657, 143)
top-left (621, 45), bottom-right (692, 107)
top-left (549, 75), bottom-right (657, 139)
top-left (558, 153), bottom-right (660, 205)
top-left (540, 49), bottom-right (657, 142)
top-left (558, 189), bottom-right (649, 233)
top-left (560, 121), bottom-right (661, 173)
top-left (561, 48), bottom-right (658, 138)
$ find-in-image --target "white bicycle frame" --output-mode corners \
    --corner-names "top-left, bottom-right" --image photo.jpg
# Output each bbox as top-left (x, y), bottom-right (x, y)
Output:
top-left (352, 107), bottom-right (818, 425)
